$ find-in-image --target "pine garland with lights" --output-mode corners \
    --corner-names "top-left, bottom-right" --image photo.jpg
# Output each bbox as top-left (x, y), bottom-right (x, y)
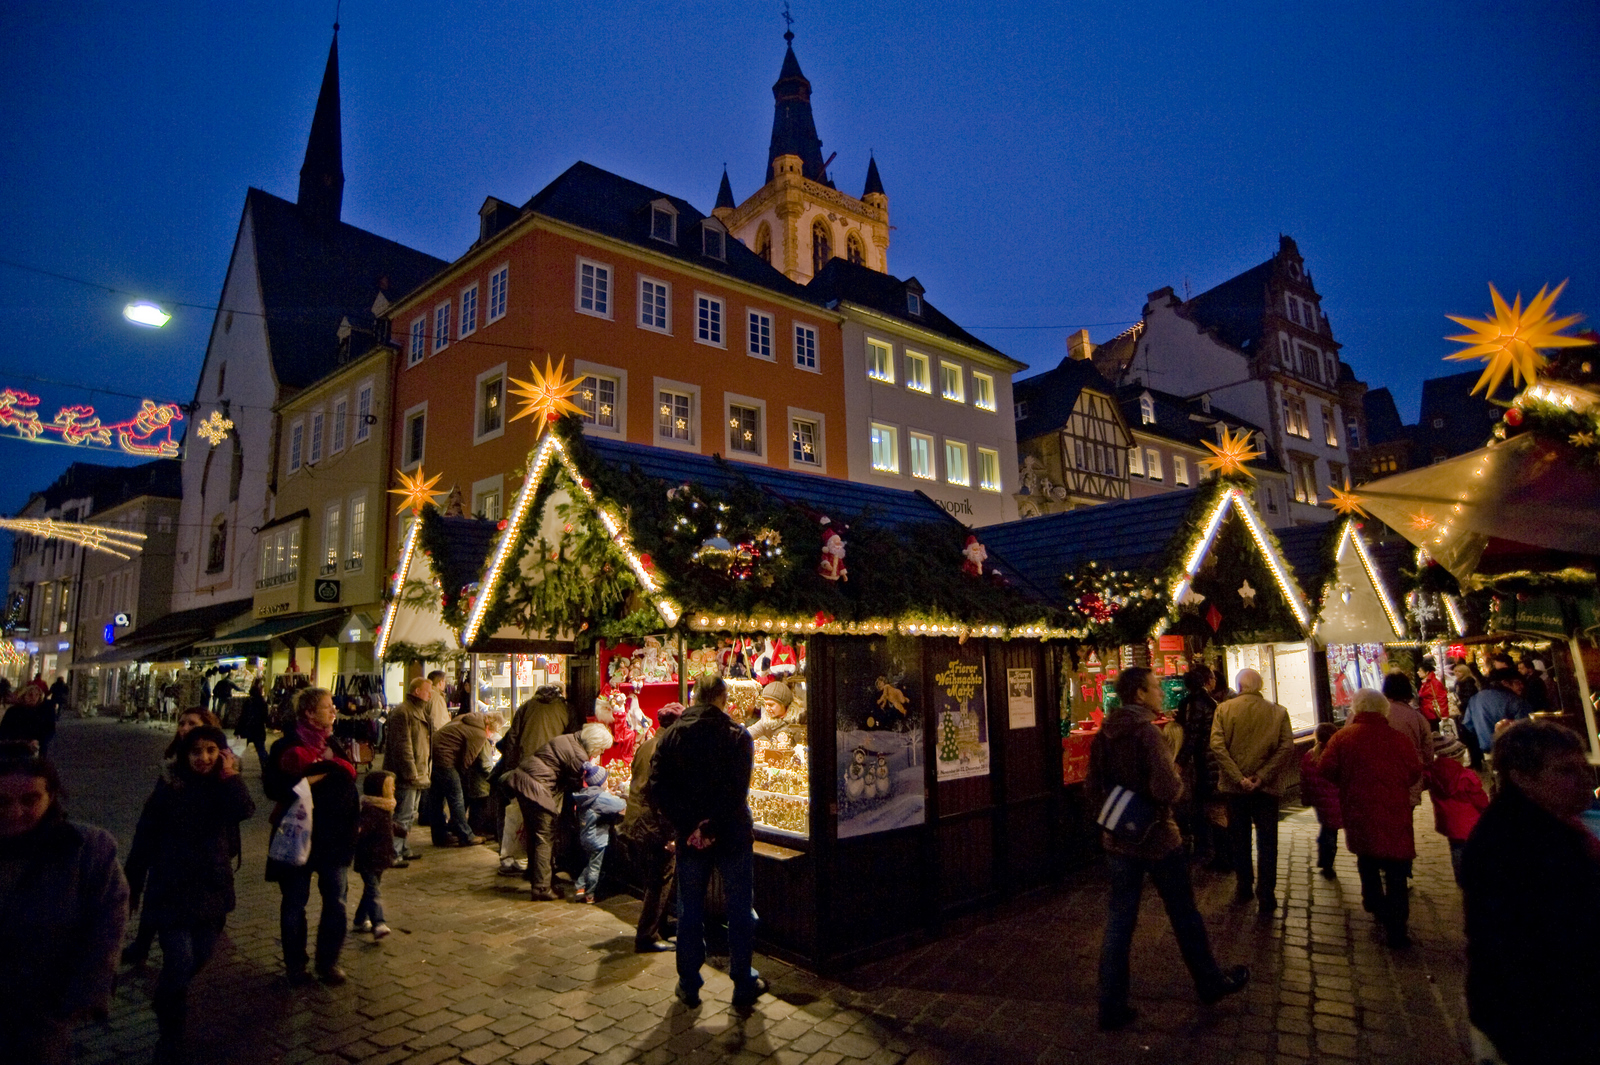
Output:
top-left (1058, 561), bottom-right (1168, 648)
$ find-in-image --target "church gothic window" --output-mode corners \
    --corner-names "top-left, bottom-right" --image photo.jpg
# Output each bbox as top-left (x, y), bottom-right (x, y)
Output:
top-left (811, 219), bottom-right (831, 275)
top-left (755, 223), bottom-right (772, 265)
top-left (847, 232), bottom-right (865, 266)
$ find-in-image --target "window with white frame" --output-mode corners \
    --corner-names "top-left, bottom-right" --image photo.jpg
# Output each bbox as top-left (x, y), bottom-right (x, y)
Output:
top-left (650, 201), bottom-right (676, 243)
top-left (728, 402), bottom-right (761, 455)
top-left (308, 410), bottom-right (324, 464)
top-left (577, 259), bottom-right (610, 318)
top-left (402, 404), bottom-right (426, 468)
top-left (257, 525), bottom-right (300, 583)
top-left (345, 494), bottom-right (365, 569)
top-left (696, 295), bottom-right (724, 346)
top-left (460, 282), bottom-right (479, 337)
top-left (331, 396), bottom-right (347, 454)
top-left (870, 423), bottom-right (899, 473)
top-left (1287, 295), bottom-right (1301, 324)
top-left (1322, 405), bottom-right (1338, 447)
top-left (639, 278), bottom-right (670, 332)
top-left (940, 361), bottom-right (964, 402)
top-left (433, 301), bottom-right (450, 351)
top-left (867, 339), bottom-right (894, 383)
top-left (289, 419), bottom-right (304, 472)
top-left (1174, 455), bottom-right (1190, 486)
top-left (577, 374), bottom-right (618, 431)
top-left (972, 372), bottom-right (996, 411)
top-left (322, 504), bottom-right (341, 575)
top-left (1128, 446), bottom-right (1144, 476)
top-left (790, 417), bottom-right (820, 466)
top-left (472, 476), bottom-right (503, 521)
top-left (908, 432), bottom-right (935, 479)
top-left (1140, 393), bottom-right (1155, 424)
top-left (794, 323), bottom-right (818, 370)
top-left (702, 225), bottom-right (725, 260)
top-left (1145, 448), bottom-right (1163, 480)
top-left (476, 366), bottom-right (505, 441)
top-left (1292, 456), bottom-right (1318, 503)
top-left (1283, 394), bottom-right (1310, 438)
top-left (747, 311), bottom-right (773, 360)
top-left (658, 390), bottom-right (692, 442)
top-left (905, 351), bottom-right (931, 393)
top-left (944, 440), bottom-right (970, 486)
top-left (907, 291), bottom-right (922, 315)
top-left (488, 264), bottom-right (509, 323)
top-left (355, 382), bottom-right (373, 443)
top-left (408, 317), bottom-right (426, 366)
top-left (978, 447), bottom-right (1001, 492)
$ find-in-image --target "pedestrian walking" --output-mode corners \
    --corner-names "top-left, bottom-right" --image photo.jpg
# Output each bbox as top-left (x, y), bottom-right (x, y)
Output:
top-left (571, 761), bottom-right (626, 902)
top-left (352, 770), bottom-right (402, 940)
top-left (503, 722), bottom-right (613, 901)
top-left (0, 683), bottom-right (56, 757)
top-left (265, 687), bottom-right (360, 986)
top-left (429, 710), bottom-right (492, 847)
top-left (1088, 666), bottom-right (1250, 1031)
top-left (1463, 670), bottom-right (1531, 774)
top-left (1300, 722), bottom-right (1343, 878)
top-left (648, 674), bottom-right (769, 1011)
top-left (1209, 668), bottom-right (1296, 913)
top-left (1318, 688), bottom-right (1423, 947)
top-left (1173, 666), bottom-right (1223, 866)
top-left (211, 673), bottom-right (237, 723)
top-left (1425, 756), bottom-right (1488, 885)
top-left (0, 748), bottom-right (129, 1065)
top-left (1382, 673), bottom-right (1434, 806)
top-left (1417, 657), bottom-right (1450, 727)
top-left (383, 677), bottom-right (433, 862)
top-left (1464, 720), bottom-right (1600, 1065)
top-left (496, 684), bottom-right (570, 876)
top-left (237, 679), bottom-right (271, 770)
top-left (622, 701), bottom-right (683, 952)
top-left (123, 725), bottom-right (256, 1063)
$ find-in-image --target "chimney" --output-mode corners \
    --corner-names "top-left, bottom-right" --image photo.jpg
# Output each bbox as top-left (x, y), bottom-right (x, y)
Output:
top-left (1067, 329), bottom-right (1095, 361)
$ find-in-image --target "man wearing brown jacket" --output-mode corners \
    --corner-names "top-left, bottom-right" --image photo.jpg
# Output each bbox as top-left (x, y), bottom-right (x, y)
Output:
top-left (384, 678), bottom-right (434, 861)
top-left (1210, 669), bottom-right (1297, 913)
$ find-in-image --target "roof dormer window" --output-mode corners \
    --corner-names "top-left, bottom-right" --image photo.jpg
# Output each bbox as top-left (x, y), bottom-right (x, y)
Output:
top-left (649, 199), bottom-right (677, 244)
top-left (701, 221), bottom-right (726, 261)
top-left (1139, 392), bottom-right (1155, 425)
top-left (906, 291), bottom-right (922, 315)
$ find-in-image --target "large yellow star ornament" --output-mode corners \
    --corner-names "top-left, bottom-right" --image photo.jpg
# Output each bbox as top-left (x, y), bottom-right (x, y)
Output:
top-left (1197, 426), bottom-right (1264, 479)
top-left (389, 466), bottom-right (444, 515)
top-left (1325, 479), bottom-right (1369, 518)
top-left (1445, 281), bottom-right (1587, 396)
top-left (509, 356), bottom-right (585, 432)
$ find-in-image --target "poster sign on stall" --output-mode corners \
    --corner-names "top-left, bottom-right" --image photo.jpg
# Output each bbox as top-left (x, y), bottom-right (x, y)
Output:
top-left (1007, 668), bottom-right (1035, 729)
top-left (835, 636), bottom-right (927, 839)
top-left (935, 648), bottom-right (989, 781)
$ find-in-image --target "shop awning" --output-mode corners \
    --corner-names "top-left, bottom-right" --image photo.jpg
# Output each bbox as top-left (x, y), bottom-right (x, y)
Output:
top-left (74, 599), bottom-right (253, 667)
top-left (192, 609), bottom-right (346, 651)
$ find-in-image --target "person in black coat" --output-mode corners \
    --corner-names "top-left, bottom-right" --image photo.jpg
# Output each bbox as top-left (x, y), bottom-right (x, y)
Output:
top-left (236, 679), bottom-right (271, 769)
top-left (124, 726), bottom-right (255, 1062)
top-left (264, 688), bottom-right (359, 986)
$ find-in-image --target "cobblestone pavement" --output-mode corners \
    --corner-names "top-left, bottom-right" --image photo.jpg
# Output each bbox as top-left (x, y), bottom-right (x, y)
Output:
top-left (54, 717), bottom-right (1473, 1065)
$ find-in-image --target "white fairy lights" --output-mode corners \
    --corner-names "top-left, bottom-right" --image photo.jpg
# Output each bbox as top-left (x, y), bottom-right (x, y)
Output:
top-left (373, 517), bottom-right (424, 661)
top-left (1158, 487), bottom-right (1312, 639)
top-left (0, 517), bottom-right (147, 560)
top-left (1343, 520), bottom-right (1407, 638)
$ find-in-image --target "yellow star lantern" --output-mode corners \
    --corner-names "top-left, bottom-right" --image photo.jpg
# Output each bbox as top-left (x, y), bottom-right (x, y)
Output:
top-left (1197, 426), bottom-right (1263, 480)
top-left (1407, 510), bottom-right (1437, 533)
top-left (1572, 430), bottom-right (1597, 448)
top-left (509, 356), bottom-right (585, 433)
top-left (1325, 479), bottom-right (1369, 518)
top-left (389, 465), bottom-right (444, 515)
top-left (1445, 281), bottom-right (1587, 396)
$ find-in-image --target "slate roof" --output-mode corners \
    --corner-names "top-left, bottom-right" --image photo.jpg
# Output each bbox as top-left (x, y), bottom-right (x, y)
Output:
top-left (432, 515), bottom-right (503, 597)
top-left (1276, 523), bottom-right (1339, 592)
top-left (246, 187), bottom-right (447, 390)
top-left (26, 459), bottom-right (181, 516)
top-left (1183, 260), bottom-right (1275, 352)
top-left (863, 156), bottom-right (885, 198)
top-left (806, 258), bottom-right (1016, 363)
top-left (524, 163), bottom-right (815, 303)
top-left (1012, 358), bottom-right (1118, 442)
top-left (979, 490), bottom-right (1204, 606)
top-left (766, 42), bottom-right (831, 186)
top-left (1117, 384), bottom-right (1285, 472)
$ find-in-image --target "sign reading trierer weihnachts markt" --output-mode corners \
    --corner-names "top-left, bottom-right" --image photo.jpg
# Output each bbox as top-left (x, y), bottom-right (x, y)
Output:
top-left (934, 648), bottom-right (989, 782)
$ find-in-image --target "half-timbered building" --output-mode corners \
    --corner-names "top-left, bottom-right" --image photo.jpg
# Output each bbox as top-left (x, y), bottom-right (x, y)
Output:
top-left (1012, 353), bottom-right (1131, 516)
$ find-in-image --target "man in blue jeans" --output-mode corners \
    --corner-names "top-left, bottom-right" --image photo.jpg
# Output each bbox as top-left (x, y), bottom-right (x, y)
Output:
top-left (1089, 666), bottom-right (1249, 1031)
top-left (646, 673), bottom-right (768, 1011)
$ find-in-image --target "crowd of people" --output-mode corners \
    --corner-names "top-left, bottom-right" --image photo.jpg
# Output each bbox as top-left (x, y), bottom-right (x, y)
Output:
top-left (0, 673), bottom-right (70, 757)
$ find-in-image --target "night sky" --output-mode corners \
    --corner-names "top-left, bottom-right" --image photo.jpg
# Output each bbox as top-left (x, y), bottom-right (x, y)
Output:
top-left (1, 0), bottom-right (1596, 522)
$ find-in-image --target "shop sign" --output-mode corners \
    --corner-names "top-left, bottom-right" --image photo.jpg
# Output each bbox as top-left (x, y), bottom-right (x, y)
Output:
top-left (935, 647), bottom-right (989, 782)
top-left (929, 495), bottom-right (975, 517)
top-left (113, 612), bottom-right (130, 627)
top-left (256, 599), bottom-right (294, 618)
top-left (314, 579), bottom-right (341, 603)
top-left (104, 624), bottom-right (116, 644)
top-left (56, 640), bottom-right (70, 652)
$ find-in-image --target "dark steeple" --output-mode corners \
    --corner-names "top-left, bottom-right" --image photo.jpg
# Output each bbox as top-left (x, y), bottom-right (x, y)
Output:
top-left (715, 167), bottom-right (735, 210)
top-left (297, 29), bottom-right (345, 223)
top-left (863, 155), bottom-right (885, 198)
top-left (766, 30), bottom-right (832, 188)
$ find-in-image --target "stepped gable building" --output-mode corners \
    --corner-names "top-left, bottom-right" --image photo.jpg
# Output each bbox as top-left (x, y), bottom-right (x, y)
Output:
top-left (170, 28), bottom-right (445, 632)
top-left (715, 28), bottom-right (889, 284)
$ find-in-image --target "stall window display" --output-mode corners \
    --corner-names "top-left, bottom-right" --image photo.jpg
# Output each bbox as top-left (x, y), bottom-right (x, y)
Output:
top-left (1227, 643), bottom-right (1318, 732)
top-left (746, 676), bottom-right (810, 837)
top-left (1326, 644), bottom-right (1387, 720)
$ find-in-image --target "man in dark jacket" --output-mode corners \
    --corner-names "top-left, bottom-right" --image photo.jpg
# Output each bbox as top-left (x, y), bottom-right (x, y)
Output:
top-left (647, 675), bottom-right (767, 1011)
top-left (622, 701), bottom-right (684, 952)
top-left (1464, 720), bottom-right (1600, 1065)
top-left (1089, 666), bottom-right (1248, 1031)
top-left (503, 722), bottom-right (612, 900)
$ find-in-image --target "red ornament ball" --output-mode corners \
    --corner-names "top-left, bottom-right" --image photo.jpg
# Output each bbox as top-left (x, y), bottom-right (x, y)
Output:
top-left (547, 411), bottom-right (560, 423)
top-left (581, 479), bottom-right (592, 489)
top-left (1504, 407), bottom-right (1524, 427)
top-left (497, 519), bottom-right (508, 531)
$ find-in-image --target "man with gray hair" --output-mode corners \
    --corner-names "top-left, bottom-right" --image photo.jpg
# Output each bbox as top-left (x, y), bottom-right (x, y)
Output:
top-left (502, 722), bottom-right (613, 901)
top-left (1210, 669), bottom-right (1296, 913)
top-left (384, 676), bottom-right (435, 863)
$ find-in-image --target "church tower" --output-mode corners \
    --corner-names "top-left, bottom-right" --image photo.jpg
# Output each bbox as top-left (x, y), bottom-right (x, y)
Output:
top-left (716, 27), bottom-right (889, 285)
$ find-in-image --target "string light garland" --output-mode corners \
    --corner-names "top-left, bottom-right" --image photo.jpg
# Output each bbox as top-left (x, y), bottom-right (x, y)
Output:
top-left (196, 410), bottom-right (234, 446)
top-left (0, 388), bottom-right (182, 458)
top-left (1340, 520), bottom-right (1407, 637)
top-left (0, 517), bottom-right (147, 560)
top-left (1445, 281), bottom-right (1587, 396)
top-left (373, 517), bottom-right (425, 661)
top-left (1160, 486), bottom-right (1312, 639)
top-left (1196, 425), bottom-right (1264, 480)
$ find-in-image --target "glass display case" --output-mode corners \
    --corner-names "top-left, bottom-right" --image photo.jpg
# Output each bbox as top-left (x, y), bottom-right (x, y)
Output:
top-left (744, 675), bottom-right (810, 837)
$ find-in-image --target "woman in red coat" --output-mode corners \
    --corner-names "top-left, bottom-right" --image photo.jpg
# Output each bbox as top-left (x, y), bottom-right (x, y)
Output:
top-left (1318, 689), bottom-right (1423, 947)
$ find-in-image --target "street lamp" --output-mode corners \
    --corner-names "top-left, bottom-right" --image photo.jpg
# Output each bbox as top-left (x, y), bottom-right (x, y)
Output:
top-left (123, 301), bottom-right (171, 328)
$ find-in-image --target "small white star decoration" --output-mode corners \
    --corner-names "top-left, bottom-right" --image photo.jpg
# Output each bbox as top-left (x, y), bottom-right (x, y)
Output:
top-left (1238, 579), bottom-right (1257, 607)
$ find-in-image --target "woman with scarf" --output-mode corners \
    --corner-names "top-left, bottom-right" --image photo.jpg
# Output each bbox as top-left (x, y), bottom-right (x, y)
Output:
top-left (264, 687), bottom-right (359, 986)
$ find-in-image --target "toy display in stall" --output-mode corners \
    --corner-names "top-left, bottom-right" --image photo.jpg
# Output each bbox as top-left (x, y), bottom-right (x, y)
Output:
top-left (748, 678), bottom-right (811, 835)
top-left (1327, 644), bottom-right (1387, 715)
top-left (834, 636), bottom-right (926, 838)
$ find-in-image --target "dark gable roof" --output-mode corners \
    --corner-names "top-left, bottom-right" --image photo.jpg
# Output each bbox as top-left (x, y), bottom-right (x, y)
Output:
top-left (806, 258), bottom-right (1013, 362)
top-left (524, 162), bottom-right (815, 303)
top-left (30, 459), bottom-right (181, 515)
top-left (246, 187), bottom-right (447, 390)
top-left (433, 515), bottom-right (503, 598)
top-left (1275, 523), bottom-right (1338, 593)
top-left (1012, 358), bottom-right (1116, 441)
top-left (1362, 387), bottom-right (1406, 445)
top-left (1182, 260), bottom-right (1275, 352)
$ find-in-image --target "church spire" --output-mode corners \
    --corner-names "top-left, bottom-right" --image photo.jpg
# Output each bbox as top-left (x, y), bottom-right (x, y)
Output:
top-left (766, 26), bottom-right (831, 187)
top-left (715, 166), bottom-right (735, 210)
top-left (863, 154), bottom-right (885, 199)
top-left (297, 28), bottom-right (345, 223)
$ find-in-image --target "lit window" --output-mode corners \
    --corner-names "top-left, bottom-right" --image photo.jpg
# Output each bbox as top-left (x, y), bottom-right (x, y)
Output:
top-left (658, 390), bottom-right (692, 442)
top-left (972, 373), bottom-right (996, 411)
top-left (408, 317), bottom-right (426, 366)
top-left (728, 403), bottom-right (761, 455)
top-left (867, 339), bottom-right (894, 383)
top-left (478, 372), bottom-right (504, 438)
top-left (940, 361), bottom-right (964, 402)
top-left (309, 410), bottom-right (324, 464)
top-left (488, 265), bottom-right (509, 322)
top-left (578, 259), bottom-right (609, 317)
top-left (1283, 395), bottom-right (1310, 439)
top-left (355, 383), bottom-right (373, 443)
top-left (748, 311), bottom-right (773, 359)
top-left (794, 324), bottom-right (818, 370)
top-left (870, 423), bottom-right (899, 473)
top-left (1322, 405), bottom-right (1338, 447)
top-left (905, 351), bottom-right (931, 393)
top-left (474, 488), bottom-right (501, 521)
top-left (696, 295), bottom-right (724, 346)
top-left (331, 397), bottom-right (347, 454)
top-left (639, 278), bottom-right (670, 332)
top-left (1293, 457), bottom-right (1318, 503)
top-left (1140, 393), bottom-right (1155, 425)
top-left (1145, 448), bottom-right (1162, 481)
top-left (577, 375), bottom-right (618, 430)
top-left (791, 418), bottom-right (819, 465)
top-left (322, 504), bottom-right (341, 575)
top-left (1128, 446), bottom-right (1144, 476)
top-left (289, 420), bottom-right (303, 472)
top-left (908, 432), bottom-right (935, 479)
top-left (978, 447), bottom-right (1001, 492)
top-left (346, 495), bottom-right (365, 568)
top-left (433, 302), bottom-right (450, 351)
top-left (944, 441), bottom-right (970, 486)
top-left (1174, 455), bottom-right (1189, 486)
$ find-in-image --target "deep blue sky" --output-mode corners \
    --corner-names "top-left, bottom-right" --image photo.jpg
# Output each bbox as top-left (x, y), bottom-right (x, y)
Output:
top-left (1, 0), bottom-right (1596, 522)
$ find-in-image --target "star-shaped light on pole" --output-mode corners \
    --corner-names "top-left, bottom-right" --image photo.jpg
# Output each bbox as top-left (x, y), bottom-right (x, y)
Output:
top-left (1325, 478), bottom-right (1369, 518)
top-left (389, 465), bottom-right (444, 516)
top-left (196, 410), bottom-right (234, 447)
top-left (1445, 281), bottom-right (1587, 396)
top-left (509, 356), bottom-right (585, 436)
top-left (1197, 426), bottom-right (1263, 480)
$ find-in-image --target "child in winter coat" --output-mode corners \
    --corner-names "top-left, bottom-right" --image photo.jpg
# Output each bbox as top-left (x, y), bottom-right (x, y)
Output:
top-left (1425, 757), bottom-right (1489, 884)
top-left (353, 770), bottom-right (403, 938)
top-left (571, 762), bottom-right (626, 903)
top-left (124, 725), bottom-right (256, 1064)
top-left (1301, 723), bottom-right (1343, 878)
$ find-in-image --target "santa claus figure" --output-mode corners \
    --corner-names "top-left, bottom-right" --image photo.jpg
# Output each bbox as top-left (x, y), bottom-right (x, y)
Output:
top-left (818, 521), bottom-right (848, 582)
top-left (961, 535), bottom-right (988, 577)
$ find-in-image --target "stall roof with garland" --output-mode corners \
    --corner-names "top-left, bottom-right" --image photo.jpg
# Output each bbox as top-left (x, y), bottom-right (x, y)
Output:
top-left (1276, 521), bottom-right (1408, 643)
top-left (376, 514), bottom-right (503, 663)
